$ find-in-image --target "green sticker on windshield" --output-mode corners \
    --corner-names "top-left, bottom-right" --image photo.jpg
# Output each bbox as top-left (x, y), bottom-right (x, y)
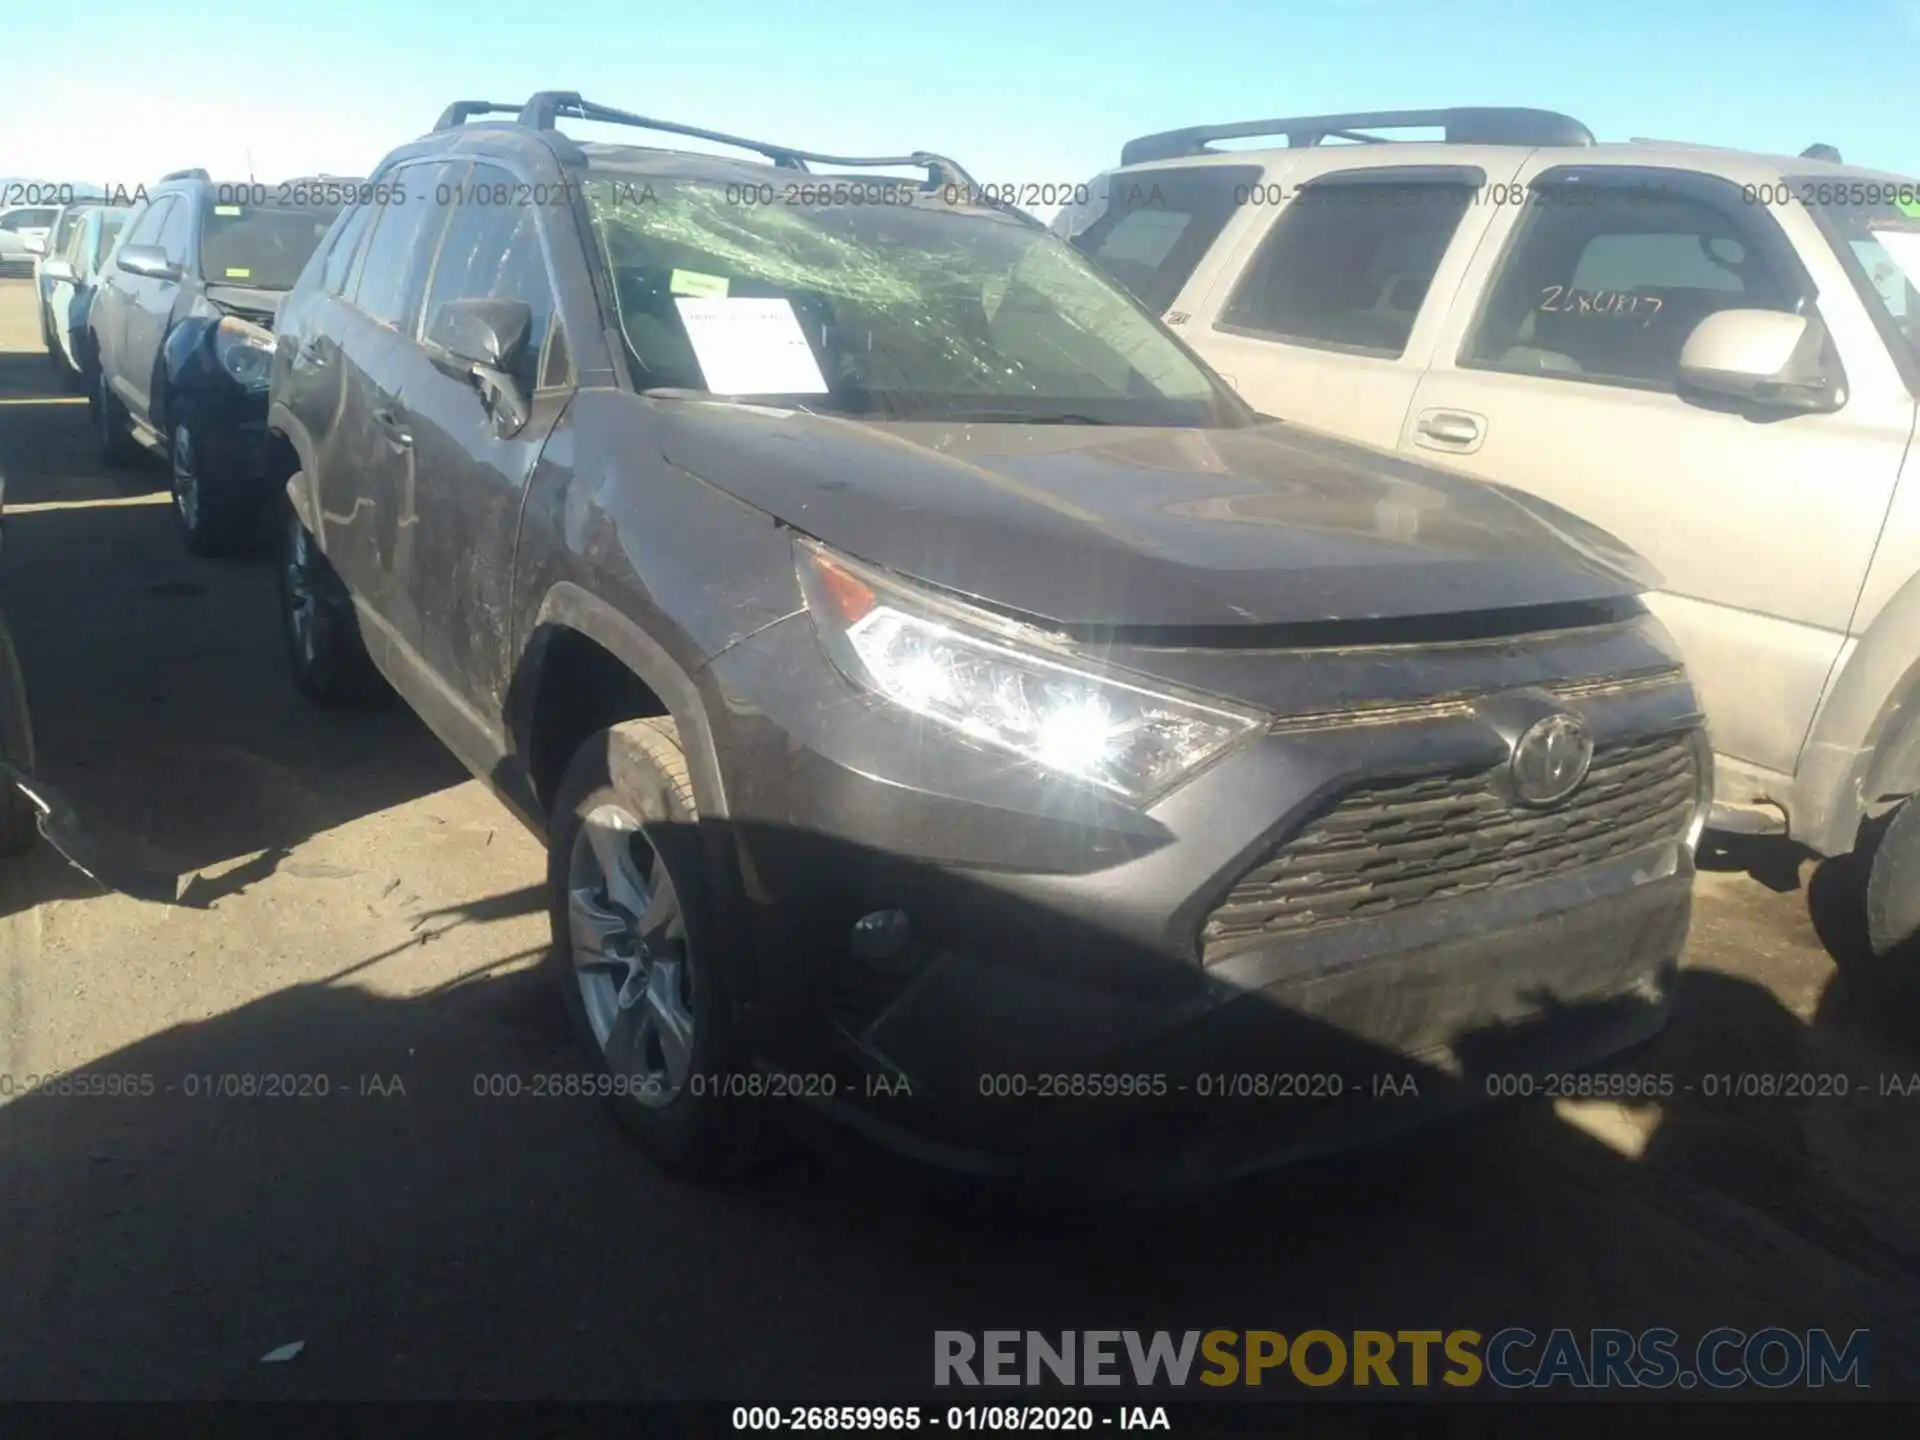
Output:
top-left (670, 269), bottom-right (729, 298)
top-left (225, 267), bottom-right (252, 279)
top-left (1899, 196), bottom-right (1920, 219)
top-left (214, 204), bottom-right (243, 216)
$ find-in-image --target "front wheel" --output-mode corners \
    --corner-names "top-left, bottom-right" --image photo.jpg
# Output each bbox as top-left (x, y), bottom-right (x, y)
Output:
top-left (277, 505), bottom-right (385, 705)
top-left (547, 718), bottom-right (762, 1176)
top-left (170, 421), bottom-right (256, 557)
top-left (1867, 796), bottom-right (1920, 960)
top-left (0, 613), bottom-right (40, 857)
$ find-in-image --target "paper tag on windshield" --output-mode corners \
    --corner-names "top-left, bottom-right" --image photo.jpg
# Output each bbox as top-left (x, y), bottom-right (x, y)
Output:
top-left (673, 297), bottom-right (829, 395)
top-left (1898, 196), bottom-right (1920, 219)
top-left (670, 269), bottom-right (728, 298)
top-left (225, 267), bottom-right (252, 279)
top-left (214, 205), bottom-right (242, 216)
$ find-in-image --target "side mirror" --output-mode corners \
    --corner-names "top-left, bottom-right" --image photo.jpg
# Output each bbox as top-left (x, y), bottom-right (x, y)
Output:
top-left (1677, 309), bottom-right (1841, 413)
top-left (426, 298), bottom-right (533, 434)
top-left (426, 297), bottom-right (531, 372)
top-left (40, 258), bottom-right (77, 284)
top-left (22, 234), bottom-right (47, 256)
top-left (117, 244), bottom-right (180, 282)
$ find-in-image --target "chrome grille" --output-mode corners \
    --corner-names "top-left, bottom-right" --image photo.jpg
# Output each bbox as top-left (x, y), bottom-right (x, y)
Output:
top-left (1201, 731), bottom-right (1699, 965)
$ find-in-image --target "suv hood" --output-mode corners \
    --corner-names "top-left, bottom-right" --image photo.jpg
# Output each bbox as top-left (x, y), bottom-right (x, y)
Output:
top-left (650, 406), bottom-right (1655, 631)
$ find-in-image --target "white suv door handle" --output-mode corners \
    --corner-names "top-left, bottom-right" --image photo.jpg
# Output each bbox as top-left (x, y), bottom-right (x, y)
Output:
top-left (1413, 408), bottom-right (1486, 451)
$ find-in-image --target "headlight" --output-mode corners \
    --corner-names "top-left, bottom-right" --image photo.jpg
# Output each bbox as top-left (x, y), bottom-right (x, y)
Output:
top-left (794, 537), bottom-right (1260, 804)
top-left (213, 315), bottom-right (274, 392)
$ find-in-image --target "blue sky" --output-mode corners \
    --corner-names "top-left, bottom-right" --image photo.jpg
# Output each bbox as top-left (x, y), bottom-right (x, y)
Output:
top-left (3, 0), bottom-right (1917, 199)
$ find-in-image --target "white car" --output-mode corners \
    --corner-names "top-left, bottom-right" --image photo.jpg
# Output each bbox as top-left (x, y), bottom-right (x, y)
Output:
top-left (37, 204), bottom-right (135, 386)
top-left (0, 204), bottom-right (59, 275)
top-left (1061, 108), bottom-right (1920, 959)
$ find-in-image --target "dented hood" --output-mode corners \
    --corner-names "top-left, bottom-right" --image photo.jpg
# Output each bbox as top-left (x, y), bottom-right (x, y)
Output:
top-left (648, 405), bottom-right (1654, 630)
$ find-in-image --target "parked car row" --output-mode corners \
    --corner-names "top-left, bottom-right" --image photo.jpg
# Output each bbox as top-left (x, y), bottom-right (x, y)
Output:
top-left (20, 97), bottom-right (1911, 1186)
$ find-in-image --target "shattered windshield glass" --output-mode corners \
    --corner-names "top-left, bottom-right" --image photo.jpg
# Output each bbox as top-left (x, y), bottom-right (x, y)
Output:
top-left (580, 175), bottom-right (1243, 426)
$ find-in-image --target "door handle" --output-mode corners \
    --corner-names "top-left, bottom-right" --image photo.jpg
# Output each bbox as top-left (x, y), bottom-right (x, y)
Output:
top-left (1412, 408), bottom-right (1485, 451)
top-left (371, 405), bottom-right (412, 447)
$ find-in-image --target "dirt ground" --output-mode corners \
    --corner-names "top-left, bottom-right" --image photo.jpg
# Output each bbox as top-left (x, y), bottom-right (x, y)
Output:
top-left (0, 278), bottom-right (1916, 1402)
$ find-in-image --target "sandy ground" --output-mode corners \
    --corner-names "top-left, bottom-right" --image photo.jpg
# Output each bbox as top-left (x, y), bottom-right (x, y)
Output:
top-left (0, 278), bottom-right (1917, 1402)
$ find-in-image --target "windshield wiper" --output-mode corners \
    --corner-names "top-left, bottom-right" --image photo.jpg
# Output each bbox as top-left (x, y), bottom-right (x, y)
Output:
top-left (935, 408), bottom-right (1116, 425)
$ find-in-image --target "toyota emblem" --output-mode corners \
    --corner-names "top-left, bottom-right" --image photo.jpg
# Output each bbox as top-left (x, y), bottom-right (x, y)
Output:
top-left (1510, 713), bottom-right (1594, 806)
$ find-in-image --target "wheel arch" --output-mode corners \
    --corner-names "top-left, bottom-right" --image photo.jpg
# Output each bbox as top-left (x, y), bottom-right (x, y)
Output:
top-left (1793, 566), bottom-right (1920, 854)
top-left (508, 582), bottom-right (729, 824)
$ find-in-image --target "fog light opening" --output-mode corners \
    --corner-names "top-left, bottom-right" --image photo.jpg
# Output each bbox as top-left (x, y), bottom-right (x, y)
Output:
top-left (850, 909), bottom-right (912, 962)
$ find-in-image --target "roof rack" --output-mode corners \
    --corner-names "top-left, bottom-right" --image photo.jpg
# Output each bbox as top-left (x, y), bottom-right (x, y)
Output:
top-left (511, 90), bottom-right (982, 191)
top-left (1120, 107), bottom-right (1594, 165)
top-left (159, 167), bottom-right (212, 182)
top-left (434, 100), bottom-right (526, 131)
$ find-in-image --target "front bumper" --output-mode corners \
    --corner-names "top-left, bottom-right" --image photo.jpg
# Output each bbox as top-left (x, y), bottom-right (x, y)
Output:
top-left (699, 610), bottom-right (1705, 1183)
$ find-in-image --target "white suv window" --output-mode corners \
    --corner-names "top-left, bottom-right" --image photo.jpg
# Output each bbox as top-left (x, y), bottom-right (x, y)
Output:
top-left (1462, 179), bottom-right (1803, 390)
top-left (1061, 165), bottom-right (1259, 313)
top-left (1215, 174), bottom-right (1480, 358)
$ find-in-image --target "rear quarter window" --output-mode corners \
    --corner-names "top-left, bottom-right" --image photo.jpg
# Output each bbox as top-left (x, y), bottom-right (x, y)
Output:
top-left (1061, 165), bottom-right (1260, 313)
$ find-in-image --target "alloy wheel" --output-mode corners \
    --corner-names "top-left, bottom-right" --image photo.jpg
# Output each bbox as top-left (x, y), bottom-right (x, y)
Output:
top-left (283, 518), bottom-right (319, 666)
top-left (567, 803), bottom-right (695, 1107)
top-left (171, 425), bottom-right (200, 532)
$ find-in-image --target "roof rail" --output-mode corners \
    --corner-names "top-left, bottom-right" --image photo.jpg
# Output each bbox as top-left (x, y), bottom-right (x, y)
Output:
top-left (433, 100), bottom-right (525, 132)
top-left (1120, 107), bottom-right (1594, 166)
top-left (159, 167), bottom-right (211, 182)
top-left (512, 90), bottom-right (982, 190)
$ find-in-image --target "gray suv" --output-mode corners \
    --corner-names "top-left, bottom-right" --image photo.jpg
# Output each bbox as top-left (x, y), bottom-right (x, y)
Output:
top-left (267, 91), bottom-right (1712, 1183)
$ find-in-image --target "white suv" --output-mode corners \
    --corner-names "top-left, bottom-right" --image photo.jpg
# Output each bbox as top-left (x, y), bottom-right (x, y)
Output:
top-left (1059, 108), bottom-right (1920, 958)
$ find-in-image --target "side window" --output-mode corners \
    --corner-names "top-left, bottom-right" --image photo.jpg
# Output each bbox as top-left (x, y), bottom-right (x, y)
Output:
top-left (320, 203), bottom-right (374, 296)
top-left (350, 162), bottom-right (461, 331)
top-left (421, 164), bottom-right (558, 392)
top-left (155, 197), bottom-right (194, 271)
top-left (1462, 180), bottom-right (1803, 390)
top-left (1216, 176), bottom-right (1479, 357)
top-left (122, 197), bottom-right (171, 250)
top-left (1063, 165), bottom-right (1261, 314)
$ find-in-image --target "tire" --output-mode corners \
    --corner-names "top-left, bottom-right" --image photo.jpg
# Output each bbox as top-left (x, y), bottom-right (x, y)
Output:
top-left (0, 612), bottom-right (39, 858)
top-left (277, 503), bottom-right (385, 705)
top-left (547, 717), bottom-right (762, 1176)
top-left (94, 366), bottom-right (143, 468)
top-left (170, 420), bottom-right (256, 558)
top-left (1867, 796), bottom-right (1920, 959)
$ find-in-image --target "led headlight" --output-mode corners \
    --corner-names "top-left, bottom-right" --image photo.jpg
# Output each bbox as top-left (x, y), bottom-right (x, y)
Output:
top-left (213, 315), bottom-right (274, 392)
top-left (795, 537), bottom-right (1260, 804)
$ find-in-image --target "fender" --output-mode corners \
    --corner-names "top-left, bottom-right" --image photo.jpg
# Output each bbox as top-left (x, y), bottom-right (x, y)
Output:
top-left (268, 399), bottom-right (320, 535)
top-left (1794, 565), bottom-right (1920, 855)
top-left (161, 314), bottom-right (221, 395)
top-left (512, 581), bottom-right (730, 821)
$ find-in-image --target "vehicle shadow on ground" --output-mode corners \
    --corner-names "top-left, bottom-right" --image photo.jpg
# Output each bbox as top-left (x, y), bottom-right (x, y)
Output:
top-left (0, 451), bottom-right (466, 922)
top-left (2, 837), bottom-right (1917, 1401)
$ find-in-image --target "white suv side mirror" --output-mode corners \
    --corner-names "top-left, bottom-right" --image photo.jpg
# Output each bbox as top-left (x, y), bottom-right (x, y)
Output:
top-left (1677, 309), bottom-right (1841, 413)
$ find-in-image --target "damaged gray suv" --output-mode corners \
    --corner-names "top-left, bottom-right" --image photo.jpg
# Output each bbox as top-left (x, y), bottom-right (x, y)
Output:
top-left (267, 91), bottom-right (1712, 1185)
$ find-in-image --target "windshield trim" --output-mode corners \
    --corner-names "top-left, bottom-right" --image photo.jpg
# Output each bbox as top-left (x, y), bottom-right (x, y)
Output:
top-left (1790, 173), bottom-right (1920, 399)
top-left (583, 174), bottom-right (1256, 428)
